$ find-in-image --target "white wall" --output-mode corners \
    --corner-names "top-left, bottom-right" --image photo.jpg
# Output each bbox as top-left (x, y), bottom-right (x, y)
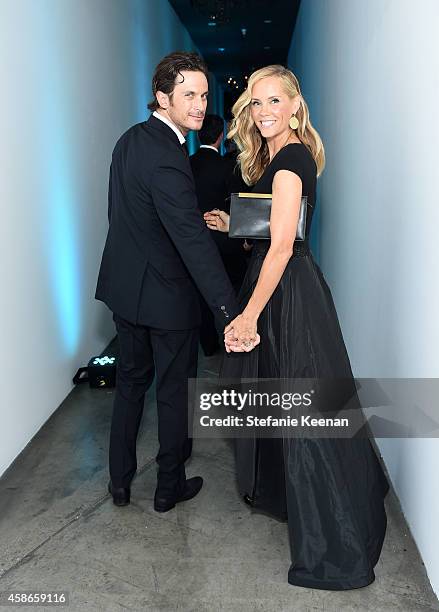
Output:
top-left (288, 0), bottom-right (439, 595)
top-left (0, 0), bottom-right (201, 476)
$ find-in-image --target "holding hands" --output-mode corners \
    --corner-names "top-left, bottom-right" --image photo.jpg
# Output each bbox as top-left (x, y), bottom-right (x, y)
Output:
top-left (224, 313), bottom-right (260, 353)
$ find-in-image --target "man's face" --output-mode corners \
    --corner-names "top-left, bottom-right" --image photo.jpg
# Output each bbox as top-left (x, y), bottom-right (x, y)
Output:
top-left (157, 70), bottom-right (208, 135)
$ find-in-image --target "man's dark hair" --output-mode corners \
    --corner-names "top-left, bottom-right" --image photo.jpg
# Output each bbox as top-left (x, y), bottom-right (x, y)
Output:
top-left (148, 51), bottom-right (209, 111)
top-left (198, 114), bottom-right (224, 145)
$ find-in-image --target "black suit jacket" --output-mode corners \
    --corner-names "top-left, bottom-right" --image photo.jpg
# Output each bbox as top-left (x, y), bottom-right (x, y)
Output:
top-left (190, 146), bottom-right (248, 284)
top-left (95, 116), bottom-right (239, 330)
top-left (189, 147), bottom-right (231, 213)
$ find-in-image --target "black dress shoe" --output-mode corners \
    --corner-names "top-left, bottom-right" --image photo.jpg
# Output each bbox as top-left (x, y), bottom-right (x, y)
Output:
top-left (108, 481), bottom-right (130, 506)
top-left (154, 476), bottom-right (203, 513)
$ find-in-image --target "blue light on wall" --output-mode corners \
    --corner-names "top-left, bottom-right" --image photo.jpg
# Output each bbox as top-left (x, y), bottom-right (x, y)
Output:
top-left (46, 163), bottom-right (81, 356)
top-left (132, 0), bottom-right (150, 121)
top-left (38, 11), bottom-right (81, 356)
top-left (186, 131), bottom-right (198, 155)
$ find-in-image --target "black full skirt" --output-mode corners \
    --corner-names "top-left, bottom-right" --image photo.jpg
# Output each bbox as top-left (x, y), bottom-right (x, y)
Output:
top-left (220, 243), bottom-right (389, 590)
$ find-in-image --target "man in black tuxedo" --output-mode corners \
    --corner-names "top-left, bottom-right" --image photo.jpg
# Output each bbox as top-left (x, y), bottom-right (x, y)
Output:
top-left (190, 114), bottom-right (229, 214)
top-left (96, 52), bottom-right (250, 512)
top-left (190, 115), bottom-right (248, 355)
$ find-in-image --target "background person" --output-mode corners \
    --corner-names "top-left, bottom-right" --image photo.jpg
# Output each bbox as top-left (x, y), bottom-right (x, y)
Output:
top-left (190, 114), bottom-right (248, 355)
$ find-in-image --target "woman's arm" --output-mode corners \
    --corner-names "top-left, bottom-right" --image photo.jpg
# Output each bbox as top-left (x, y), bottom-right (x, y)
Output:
top-left (225, 169), bottom-right (302, 349)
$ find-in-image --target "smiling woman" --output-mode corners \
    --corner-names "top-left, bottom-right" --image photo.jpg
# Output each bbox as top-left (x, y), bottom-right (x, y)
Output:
top-left (228, 64), bottom-right (324, 185)
top-left (214, 64), bottom-right (389, 591)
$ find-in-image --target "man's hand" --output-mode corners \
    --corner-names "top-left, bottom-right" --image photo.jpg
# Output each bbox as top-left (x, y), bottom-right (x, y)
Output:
top-left (204, 209), bottom-right (230, 233)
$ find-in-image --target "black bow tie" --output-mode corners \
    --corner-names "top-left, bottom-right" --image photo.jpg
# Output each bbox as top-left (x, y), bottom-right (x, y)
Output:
top-left (181, 142), bottom-right (189, 157)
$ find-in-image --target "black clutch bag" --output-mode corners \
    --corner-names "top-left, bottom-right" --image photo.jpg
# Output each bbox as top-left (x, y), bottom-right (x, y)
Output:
top-left (228, 192), bottom-right (309, 241)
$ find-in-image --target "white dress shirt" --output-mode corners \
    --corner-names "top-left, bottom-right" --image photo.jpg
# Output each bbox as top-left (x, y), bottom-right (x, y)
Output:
top-left (199, 145), bottom-right (219, 153)
top-left (152, 111), bottom-right (186, 145)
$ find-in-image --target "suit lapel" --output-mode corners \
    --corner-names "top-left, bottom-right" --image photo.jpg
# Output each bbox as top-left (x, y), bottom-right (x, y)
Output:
top-left (146, 115), bottom-right (184, 151)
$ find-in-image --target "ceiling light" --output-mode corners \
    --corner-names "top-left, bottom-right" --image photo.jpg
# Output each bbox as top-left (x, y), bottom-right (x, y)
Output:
top-left (264, 19), bottom-right (272, 24)
top-left (192, 1), bottom-right (241, 25)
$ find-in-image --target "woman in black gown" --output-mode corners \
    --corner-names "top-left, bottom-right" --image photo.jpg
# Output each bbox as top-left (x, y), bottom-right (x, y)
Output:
top-left (204, 65), bottom-right (389, 590)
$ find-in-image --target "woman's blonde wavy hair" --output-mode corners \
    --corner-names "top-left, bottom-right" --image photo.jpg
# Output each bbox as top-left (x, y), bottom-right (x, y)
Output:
top-left (228, 65), bottom-right (325, 185)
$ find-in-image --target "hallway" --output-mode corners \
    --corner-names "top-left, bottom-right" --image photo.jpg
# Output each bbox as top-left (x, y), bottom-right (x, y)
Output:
top-left (0, 352), bottom-right (437, 612)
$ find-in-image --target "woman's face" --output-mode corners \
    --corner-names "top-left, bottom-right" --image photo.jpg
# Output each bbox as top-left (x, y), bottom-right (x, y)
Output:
top-left (250, 76), bottom-right (298, 140)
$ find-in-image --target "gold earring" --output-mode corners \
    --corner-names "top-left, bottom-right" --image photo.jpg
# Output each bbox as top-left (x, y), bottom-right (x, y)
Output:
top-left (289, 115), bottom-right (299, 130)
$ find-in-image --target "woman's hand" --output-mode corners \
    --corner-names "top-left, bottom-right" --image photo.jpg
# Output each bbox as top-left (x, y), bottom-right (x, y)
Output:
top-left (224, 328), bottom-right (261, 353)
top-left (223, 313), bottom-right (259, 352)
top-left (204, 209), bottom-right (230, 233)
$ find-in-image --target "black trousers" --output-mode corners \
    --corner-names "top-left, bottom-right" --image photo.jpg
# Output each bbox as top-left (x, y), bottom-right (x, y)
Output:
top-left (109, 314), bottom-right (199, 495)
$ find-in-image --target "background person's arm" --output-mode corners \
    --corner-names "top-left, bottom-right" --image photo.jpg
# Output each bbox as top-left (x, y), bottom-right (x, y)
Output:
top-left (204, 209), bottom-right (229, 232)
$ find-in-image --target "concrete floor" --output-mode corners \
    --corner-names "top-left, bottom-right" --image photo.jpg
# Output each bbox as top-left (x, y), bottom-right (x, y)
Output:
top-left (0, 350), bottom-right (438, 612)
